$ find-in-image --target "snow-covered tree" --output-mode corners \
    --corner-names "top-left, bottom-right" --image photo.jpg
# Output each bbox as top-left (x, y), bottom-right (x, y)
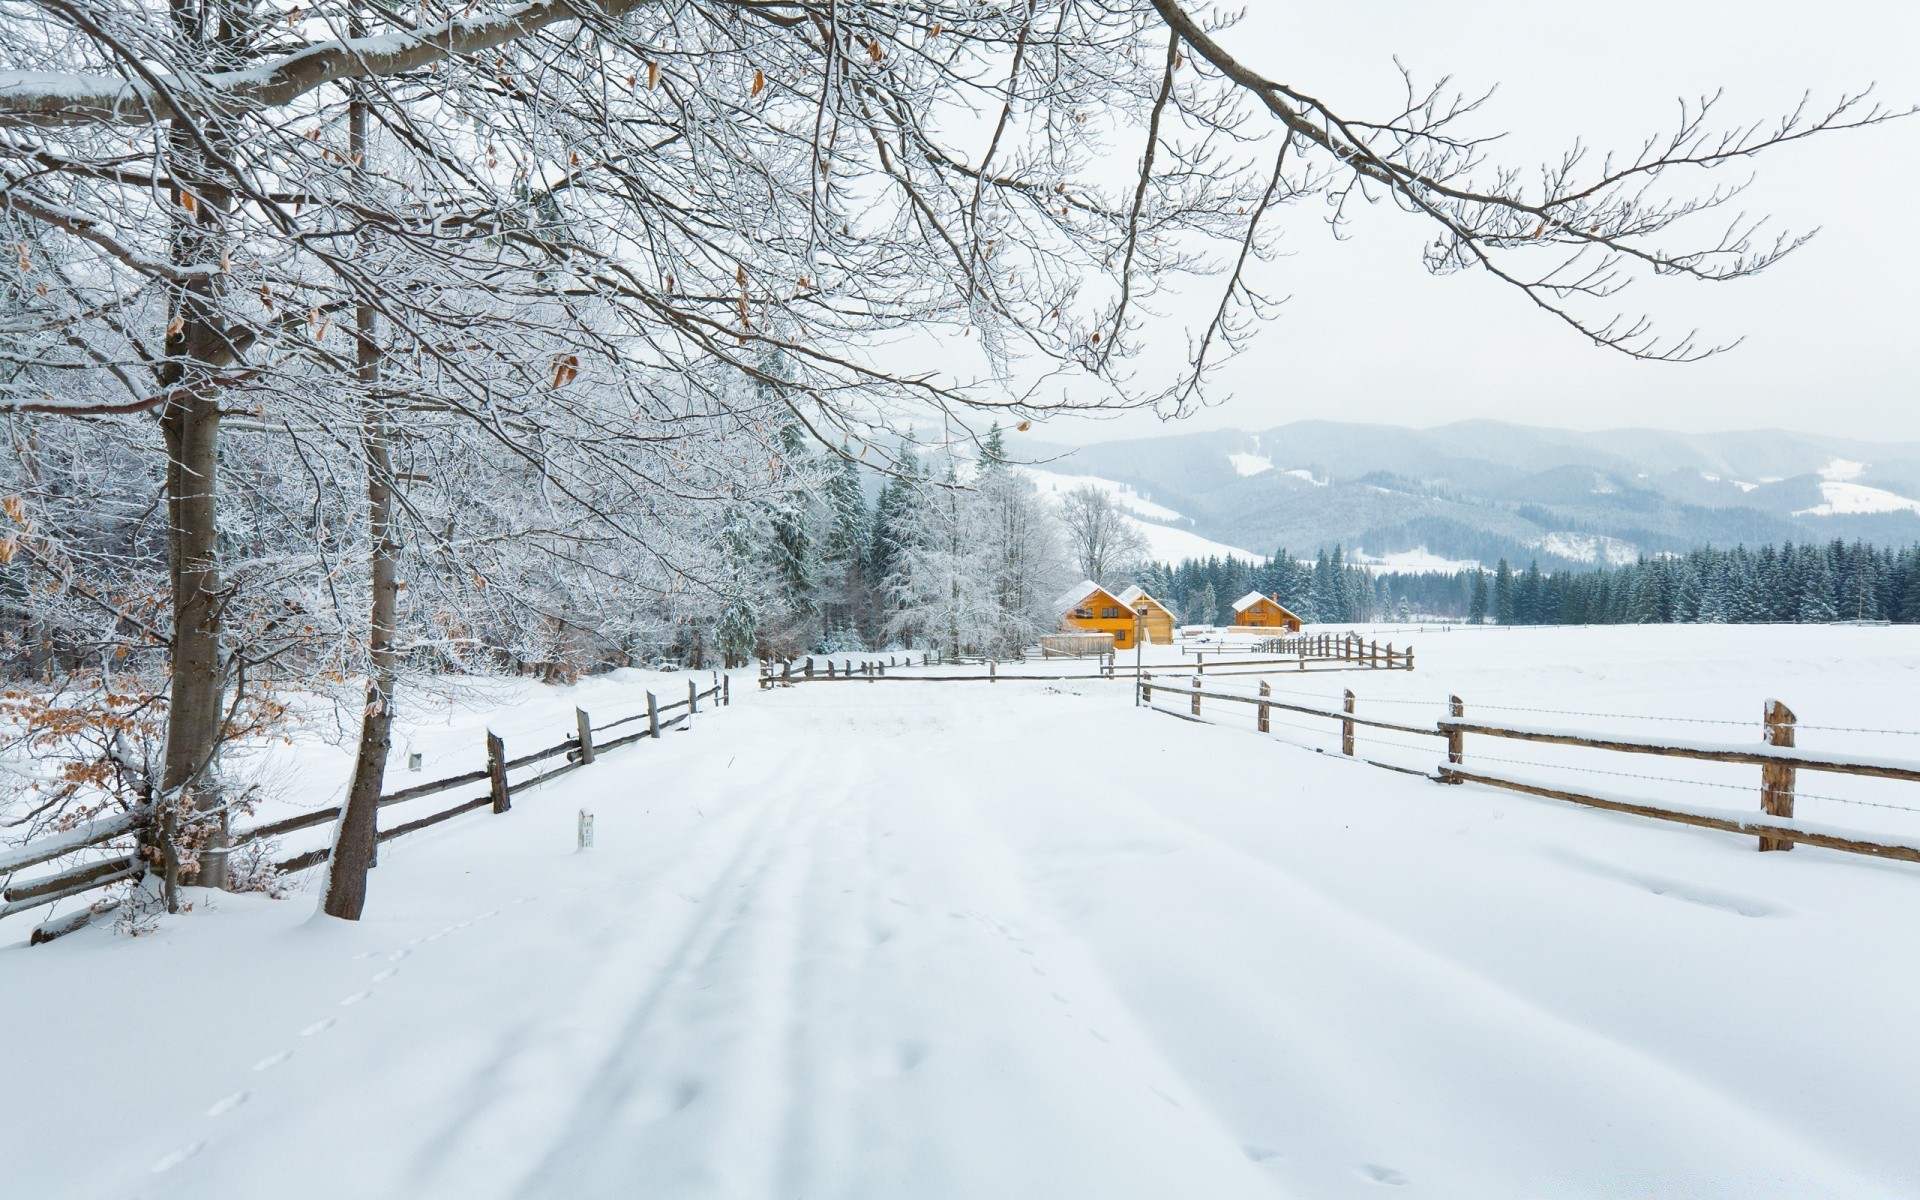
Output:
top-left (1058, 486), bottom-right (1150, 584)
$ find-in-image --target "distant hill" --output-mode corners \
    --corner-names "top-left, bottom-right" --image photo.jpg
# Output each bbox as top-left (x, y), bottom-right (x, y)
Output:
top-left (1006, 421), bottom-right (1920, 571)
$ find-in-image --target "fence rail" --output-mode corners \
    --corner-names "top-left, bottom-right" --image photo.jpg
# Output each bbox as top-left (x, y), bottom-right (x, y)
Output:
top-left (763, 634), bottom-right (1414, 688)
top-left (1140, 673), bottom-right (1920, 868)
top-left (0, 675), bottom-right (731, 942)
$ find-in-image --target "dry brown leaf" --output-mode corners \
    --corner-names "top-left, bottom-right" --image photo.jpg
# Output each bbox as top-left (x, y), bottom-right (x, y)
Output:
top-left (166, 315), bottom-right (185, 339)
top-left (647, 61), bottom-right (660, 88)
top-left (751, 69), bottom-right (765, 98)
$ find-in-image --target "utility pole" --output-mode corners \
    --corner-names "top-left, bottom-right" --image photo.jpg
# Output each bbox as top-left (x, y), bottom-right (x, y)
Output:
top-left (1134, 610), bottom-right (1145, 705)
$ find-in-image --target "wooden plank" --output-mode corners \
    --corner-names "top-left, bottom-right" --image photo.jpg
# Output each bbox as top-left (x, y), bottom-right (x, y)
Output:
top-left (377, 795), bottom-right (491, 842)
top-left (1760, 699), bottom-right (1796, 852)
top-left (378, 767), bottom-right (489, 806)
top-left (30, 899), bottom-right (122, 945)
top-left (510, 758), bottom-right (584, 796)
top-left (486, 731), bottom-right (510, 814)
top-left (275, 846), bottom-right (330, 874)
top-left (1446, 696), bottom-right (1465, 783)
top-left (0, 864), bottom-right (137, 919)
top-left (1436, 721), bottom-right (1920, 782)
top-left (236, 805), bottom-right (340, 843)
top-left (1342, 689), bottom-right (1356, 757)
top-left (1442, 768), bottom-right (1920, 866)
top-left (503, 739), bottom-right (576, 772)
top-left (3, 853), bottom-right (139, 903)
top-left (1175, 686), bottom-right (1443, 738)
top-left (0, 810), bottom-right (140, 875)
top-left (575, 707), bottom-right (596, 766)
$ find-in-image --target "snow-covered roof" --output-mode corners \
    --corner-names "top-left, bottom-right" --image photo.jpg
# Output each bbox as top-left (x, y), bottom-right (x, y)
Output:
top-left (1055, 580), bottom-right (1134, 615)
top-left (1232, 590), bottom-right (1274, 613)
top-left (1118, 585), bottom-right (1171, 613)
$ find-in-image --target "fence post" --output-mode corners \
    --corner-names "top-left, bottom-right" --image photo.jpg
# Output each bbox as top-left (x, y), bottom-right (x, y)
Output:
top-left (1142, 679), bottom-right (1153, 703)
top-left (828, 660), bottom-right (836, 678)
top-left (724, 674), bottom-right (731, 705)
top-left (1258, 680), bottom-right (1271, 733)
top-left (1406, 648), bottom-right (1415, 671)
top-left (1191, 676), bottom-right (1202, 717)
top-left (1761, 699), bottom-right (1797, 852)
top-left (1342, 689), bottom-right (1356, 756)
top-left (990, 660), bottom-right (997, 683)
top-left (486, 730), bottom-right (510, 813)
top-left (1446, 696), bottom-right (1465, 782)
top-left (575, 707), bottom-right (595, 765)
top-left (646, 691), bottom-right (659, 738)
top-left (689, 679), bottom-right (699, 714)
top-left (805, 657), bottom-right (815, 677)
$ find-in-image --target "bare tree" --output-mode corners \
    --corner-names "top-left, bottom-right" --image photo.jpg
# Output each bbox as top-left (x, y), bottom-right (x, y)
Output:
top-left (1058, 485), bottom-right (1151, 584)
top-left (2, 0), bottom-right (1907, 916)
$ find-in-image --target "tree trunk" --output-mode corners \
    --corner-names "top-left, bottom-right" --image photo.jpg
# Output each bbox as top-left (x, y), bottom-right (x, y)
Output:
top-left (155, 6), bottom-right (244, 895)
top-left (325, 73), bottom-right (397, 921)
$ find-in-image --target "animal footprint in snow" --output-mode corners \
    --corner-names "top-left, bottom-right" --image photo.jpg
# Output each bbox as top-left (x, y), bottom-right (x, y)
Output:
top-left (252, 1050), bottom-right (293, 1071)
top-left (387, 948), bottom-right (412, 962)
top-left (206, 1091), bottom-right (249, 1117)
top-left (1242, 1145), bottom-right (1284, 1164)
top-left (1358, 1164), bottom-right (1409, 1186)
top-left (339, 990), bottom-right (372, 1006)
top-left (150, 1141), bottom-right (206, 1173)
top-left (300, 1018), bottom-right (335, 1037)
top-left (371, 966), bottom-right (399, 982)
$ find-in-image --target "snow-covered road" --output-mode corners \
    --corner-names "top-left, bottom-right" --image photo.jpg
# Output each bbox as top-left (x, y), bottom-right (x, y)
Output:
top-left (7, 667), bottom-right (1920, 1199)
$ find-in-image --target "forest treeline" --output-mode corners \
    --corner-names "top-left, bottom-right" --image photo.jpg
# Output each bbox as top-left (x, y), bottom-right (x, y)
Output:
top-left (1152, 539), bottom-right (1919, 625)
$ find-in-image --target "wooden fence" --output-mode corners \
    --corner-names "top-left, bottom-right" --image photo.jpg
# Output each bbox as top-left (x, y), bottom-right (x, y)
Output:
top-left (1, 675), bottom-right (730, 943)
top-left (1141, 676), bottom-right (1920, 867)
top-left (763, 635), bottom-right (1412, 688)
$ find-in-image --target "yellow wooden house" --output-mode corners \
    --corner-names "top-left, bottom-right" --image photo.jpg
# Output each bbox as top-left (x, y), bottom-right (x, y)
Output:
top-left (1117, 586), bottom-right (1176, 644)
top-left (1232, 591), bottom-right (1303, 632)
top-left (1056, 581), bottom-right (1140, 650)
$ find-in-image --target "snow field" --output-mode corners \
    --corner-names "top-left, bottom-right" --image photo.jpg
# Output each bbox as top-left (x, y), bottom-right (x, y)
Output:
top-left (4, 626), bottom-right (1920, 1198)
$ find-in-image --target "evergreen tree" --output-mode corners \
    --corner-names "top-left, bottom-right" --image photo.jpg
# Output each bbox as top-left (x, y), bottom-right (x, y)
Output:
top-left (1493, 559), bottom-right (1515, 625)
top-left (714, 503), bottom-right (761, 668)
top-left (1468, 570), bottom-right (1489, 624)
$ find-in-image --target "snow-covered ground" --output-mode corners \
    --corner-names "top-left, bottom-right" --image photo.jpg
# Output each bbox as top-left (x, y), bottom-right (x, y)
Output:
top-left (7, 627), bottom-right (1920, 1199)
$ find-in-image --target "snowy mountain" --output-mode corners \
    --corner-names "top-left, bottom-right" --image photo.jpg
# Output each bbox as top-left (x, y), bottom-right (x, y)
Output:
top-left (1009, 422), bottom-right (1920, 570)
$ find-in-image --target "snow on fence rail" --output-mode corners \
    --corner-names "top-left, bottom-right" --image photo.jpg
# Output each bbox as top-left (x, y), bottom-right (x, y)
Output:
top-left (1141, 675), bottom-right (1920, 867)
top-left (1, 675), bottom-right (731, 943)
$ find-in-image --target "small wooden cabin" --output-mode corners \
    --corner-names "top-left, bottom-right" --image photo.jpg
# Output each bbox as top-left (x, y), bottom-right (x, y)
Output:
top-left (1232, 591), bottom-right (1303, 632)
top-left (1117, 586), bottom-right (1176, 645)
top-left (1056, 581), bottom-right (1140, 650)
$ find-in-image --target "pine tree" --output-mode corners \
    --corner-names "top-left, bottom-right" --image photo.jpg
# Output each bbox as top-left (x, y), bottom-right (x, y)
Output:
top-left (1468, 570), bottom-right (1489, 624)
top-left (714, 503), bottom-right (761, 668)
top-left (1493, 559), bottom-right (1515, 625)
top-left (868, 440), bottom-right (922, 588)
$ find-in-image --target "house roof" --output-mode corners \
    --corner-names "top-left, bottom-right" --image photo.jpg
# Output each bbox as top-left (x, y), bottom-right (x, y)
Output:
top-left (1117, 585), bottom-right (1170, 612)
top-left (1233, 592), bottom-right (1302, 620)
top-left (1055, 580), bottom-right (1135, 616)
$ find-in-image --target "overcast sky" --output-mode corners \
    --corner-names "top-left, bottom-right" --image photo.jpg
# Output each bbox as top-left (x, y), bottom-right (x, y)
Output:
top-left (1036, 0), bottom-right (1920, 445)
